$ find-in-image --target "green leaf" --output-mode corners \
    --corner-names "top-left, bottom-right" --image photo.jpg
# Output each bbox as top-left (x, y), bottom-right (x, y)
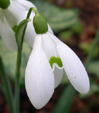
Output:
top-left (79, 77), bottom-right (99, 98)
top-left (0, 39), bottom-right (31, 87)
top-left (87, 60), bottom-right (99, 78)
top-left (59, 30), bottom-right (73, 41)
top-left (60, 70), bottom-right (69, 84)
top-left (71, 20), bottom-right (83, 35)
top-left (31, 0), bottom-right (81, 33)
top-left (52, 84), bottom-right (76, 113)
top-left (79, 42), bottom-right (99, 58)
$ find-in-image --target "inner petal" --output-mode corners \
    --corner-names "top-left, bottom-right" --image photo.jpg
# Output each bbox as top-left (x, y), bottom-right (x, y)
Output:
top-left (42, 33), bottom-right (63, 70)
top-left (3, 0), bottom-right (26, 28)
top-left (53, 66), bottom-right (63, 88)
top-left (42, 33), bottom-right (58, 60)
top-left (42, 33), bottom-right (64, 88)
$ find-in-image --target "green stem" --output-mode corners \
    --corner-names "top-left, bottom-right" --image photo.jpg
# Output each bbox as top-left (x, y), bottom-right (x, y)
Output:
top-left (14, 13), bottom-right (31, 113)
top-left (0, 83), bottom-right (5, 94)
top-left (26, 7), bottom-right (38, 19)
top-left (84, 27), bottom-right (99, 68)
top-left (14, 48), bottom-right (22, 113)
top-left (14, 11), bottom-right (37, 112)
top-left (0, 56), bottom-right (14, 113)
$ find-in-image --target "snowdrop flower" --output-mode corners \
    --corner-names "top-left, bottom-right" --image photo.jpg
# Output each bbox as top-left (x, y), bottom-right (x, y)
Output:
top-left (25, 10), bottom-right (90, 109)
top-left (0, 0), bottom-right (53, 51)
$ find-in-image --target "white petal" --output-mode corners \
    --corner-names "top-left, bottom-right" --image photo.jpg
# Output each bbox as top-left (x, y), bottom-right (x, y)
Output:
top-left (0, 12), bottom-right (17, 51)
top-left (48, 24), bottom-right (53, 34)
top-left (42, 32), bottom-right (58, 60)
top-left (53, 67), bottom-right (63, 88)
top-left (25, 23), bottom-right (53, 48)
top-left (4, 0), bottom-right (26, 27)
top-left (17, 0), bottom-right (37, 10)
top-left (4, 0), bottom-right (53, 48)
top-left (41, 32), bottom-right (63, 88)
top-left (57, 41), bottom-right (90, 94)
top-left (23, 12), bottom-right (36, 47)
top-left (25, 35), bottom-right (54, 109)
top-left (48, 32), bottom-right (90, 94)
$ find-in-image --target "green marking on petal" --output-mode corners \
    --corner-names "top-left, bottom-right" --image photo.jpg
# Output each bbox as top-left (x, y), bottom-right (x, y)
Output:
top-left (49, 56), bottom-right (63, 68)
top-left (12, 25), bottom-right (18, 32)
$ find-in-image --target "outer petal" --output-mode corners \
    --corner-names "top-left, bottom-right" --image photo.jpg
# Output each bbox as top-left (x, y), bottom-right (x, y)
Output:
top-left (4, 0), bottom-right (53, 48)
top-left (58, 42), bottom-right (89, 93)
top-left (24, 22), bottom-right (53, 47)
top-left (0, 11), bottom-right (17, 51)
top-left (53, 67), bottom-right (63, 88)
top-left (24, 12), bottom-right (36, 47)
top-left (25, 35), bottom-right (54, 109)
top-left (3, 0), bottom-right (53, 49)
top-left (48, 24), bottom-right (53, 34)
top-left (48, 32), bottom-right (90, 94)
top-left (3, 0), bottom-right (26, 27)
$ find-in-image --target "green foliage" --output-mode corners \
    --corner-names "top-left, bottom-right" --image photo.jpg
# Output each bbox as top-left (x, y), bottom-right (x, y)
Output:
top-left (80, 60), bottom-right (99, 98)
top-left (31, 0), bottom-right (82, 33)
top-left (79, 77), bottom-right (99, 98)
top-left (71, 20), bottom-right (83, 35)
top-left (88, 60), bottom-right (99, 77)
top-left (52, 84), bottom-right (76, 113)
top-left (0, 39), bottom-right (31, 87)
top-left (59, 30), bottom-right (73, 41)
top-left (61, 70), bottom-right (69, 84)
top-left (79, 42), bottom-right (99, 58)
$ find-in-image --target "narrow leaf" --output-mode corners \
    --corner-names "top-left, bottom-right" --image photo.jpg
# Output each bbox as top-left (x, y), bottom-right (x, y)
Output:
top-left (0, 56), bottom-right (14, 113)
top-left (0, 39), bottom-right (31, 87)
top-left (52, 84), bottom-right (76, 113)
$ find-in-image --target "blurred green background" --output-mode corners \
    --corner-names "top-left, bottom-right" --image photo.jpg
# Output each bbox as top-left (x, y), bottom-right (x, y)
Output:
top-left (0, 0), bottom-right (99, 113)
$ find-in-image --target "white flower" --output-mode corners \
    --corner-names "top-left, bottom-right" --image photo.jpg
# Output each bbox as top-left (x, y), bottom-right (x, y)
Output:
top-left (25, 32), bottom-right (90, 109)
top-left (0, 0), bottom-right (53, 51)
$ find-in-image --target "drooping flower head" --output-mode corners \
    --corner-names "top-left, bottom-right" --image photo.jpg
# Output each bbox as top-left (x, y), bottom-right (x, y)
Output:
top-left (25, 8), bottom-right (90, 109)
top-left (0, 0), bottom-right (53, 51)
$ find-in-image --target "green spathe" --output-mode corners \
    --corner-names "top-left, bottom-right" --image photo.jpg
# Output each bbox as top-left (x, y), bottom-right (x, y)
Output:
top-left (33, 13), bottom-right (48, 34)
top-left (12, 25), bottom-right (18, 32)
top-left (0, 0), bottom-right (10, 9)
top-left (49, 56), bottom-right (63, 68)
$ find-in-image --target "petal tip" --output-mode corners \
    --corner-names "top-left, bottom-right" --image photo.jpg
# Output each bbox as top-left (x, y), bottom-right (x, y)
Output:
top-left (76, 79), bottom-right (90, 94)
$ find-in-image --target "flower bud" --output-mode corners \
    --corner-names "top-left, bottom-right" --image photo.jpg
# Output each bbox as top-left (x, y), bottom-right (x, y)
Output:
top-left (33, 13), bottom-right (48, 34)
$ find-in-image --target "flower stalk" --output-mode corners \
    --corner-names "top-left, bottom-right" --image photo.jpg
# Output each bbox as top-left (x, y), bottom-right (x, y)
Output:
top-left (14, 48), bottom-right (22, 113)
top-left (14, 16), bottom-right (31, 113)
top-left (13, 10), bottom-right (36, 112)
